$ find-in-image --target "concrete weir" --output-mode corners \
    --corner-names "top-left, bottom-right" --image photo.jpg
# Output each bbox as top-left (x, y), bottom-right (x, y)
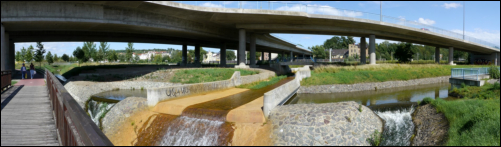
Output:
top-left (263, 66), bottom-right (311, 117)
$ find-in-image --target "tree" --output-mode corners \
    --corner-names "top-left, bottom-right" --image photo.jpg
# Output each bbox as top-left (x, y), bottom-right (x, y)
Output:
top-left (15, 51), bottom-right (21, 62)
top-left (310, 45), bottom-right (327, 59)
top-left (125, 42), bottom-right (134, 62)
top-left (62, 54), bottom-right (70, 62)
top-left (107, 50), bottom-right (118, 62)
top-left (20, 47), bottom-right (27, 62)
top-left (46, 51), bottom-right (54, 65)
top-left (323, 36), bottom-right (356, 50)
top-left (394, 43), bottom-right (414, 63)
top-left (134, 54), bottom-right (140, 63)
top-left (226, 51), bottom-right (236, 61)
top-left (25, 45), bottom-right (34, 63)
top-left (153, 55), bottom-right (163, 64)
top-left (34, 42), bottom-right (46, 67)
top-left (97, 42), bottom-right (110, 62)
top-left (73, 47), bottom-right (85, 66)
top-left (150, 54), bottom-right (154, 62)
top-left (81, 42), bottom-right (97, 62)
top-left (53, 54), bottom-right (59, 62)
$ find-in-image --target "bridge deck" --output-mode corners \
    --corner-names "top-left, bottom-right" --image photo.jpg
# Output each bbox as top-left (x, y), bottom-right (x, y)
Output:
top-left (1, 79), bottom-right (60, 146)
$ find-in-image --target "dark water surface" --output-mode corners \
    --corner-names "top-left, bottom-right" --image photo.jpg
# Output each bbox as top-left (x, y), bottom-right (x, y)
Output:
top-left (91, 89), bottom-right (147, 103)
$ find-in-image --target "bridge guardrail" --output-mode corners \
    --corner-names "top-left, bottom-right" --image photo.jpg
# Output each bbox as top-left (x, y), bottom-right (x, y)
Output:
top-left (1, 71), bottom-right (12, 90)
top-left (451, 67), bottom-right (496, 80)
top-left (174, 1), bottom-right (500, 49)
top-left (45, 70), bottom-right (113, 146)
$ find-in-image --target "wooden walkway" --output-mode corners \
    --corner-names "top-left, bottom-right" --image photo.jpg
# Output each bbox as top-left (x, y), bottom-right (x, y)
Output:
top-left (1, 81), bottom-right (60, 146)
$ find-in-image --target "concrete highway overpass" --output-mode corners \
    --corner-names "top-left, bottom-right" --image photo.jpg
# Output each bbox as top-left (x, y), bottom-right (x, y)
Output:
top-left (1, 1), bottom-right (499, 71)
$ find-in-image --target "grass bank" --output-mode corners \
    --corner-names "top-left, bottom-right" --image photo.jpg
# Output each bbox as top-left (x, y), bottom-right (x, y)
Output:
top-left (301, 64), bottom-right (488, 86)
top-left (11, 81), bottom-right (18, 85)
top-left (170, 68), bottom-right (259, 84)
top-left (428, 83), bottom-right (500, 146)
top-left (237, 75), bottom-right (287, 89)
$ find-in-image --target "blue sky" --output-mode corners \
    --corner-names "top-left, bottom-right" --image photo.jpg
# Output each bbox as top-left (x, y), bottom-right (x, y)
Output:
top-left (15, 1), bottom-right (500, 56)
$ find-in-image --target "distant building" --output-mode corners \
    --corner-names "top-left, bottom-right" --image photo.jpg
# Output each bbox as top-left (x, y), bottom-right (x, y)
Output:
top-left (329, 44), bottom-right (368, 59)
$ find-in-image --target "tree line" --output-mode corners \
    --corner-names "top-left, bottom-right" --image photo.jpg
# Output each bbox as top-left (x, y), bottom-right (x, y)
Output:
top-left (309, 36), bottom-right (469, 63)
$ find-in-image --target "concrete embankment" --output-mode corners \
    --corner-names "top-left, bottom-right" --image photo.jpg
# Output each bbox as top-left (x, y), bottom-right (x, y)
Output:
top-left (269, 101), bottom-right (383, 146)
top-left (147, 69), bottom-right (275, 107)
top-left (298, 76), bottom-right (450, 93)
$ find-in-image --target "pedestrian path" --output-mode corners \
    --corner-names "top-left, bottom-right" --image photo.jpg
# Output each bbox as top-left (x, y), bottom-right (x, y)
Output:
top-left (1, 77), bottom-right (60, 146)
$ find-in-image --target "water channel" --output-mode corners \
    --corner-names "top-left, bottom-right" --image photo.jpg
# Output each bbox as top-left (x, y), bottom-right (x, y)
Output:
top-left (285, 82), bottom-right (454, 146)
top-left (87, 78), bottom-right (454, 146)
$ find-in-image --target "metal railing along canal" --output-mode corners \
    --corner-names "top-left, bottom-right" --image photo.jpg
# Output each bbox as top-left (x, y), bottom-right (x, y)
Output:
top-left (451, 67), bottom-right (498, 80)
top-left (1, 71), bottom-right (12, 90)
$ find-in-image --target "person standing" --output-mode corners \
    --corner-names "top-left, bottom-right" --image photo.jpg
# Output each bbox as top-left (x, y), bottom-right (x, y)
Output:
top-left (21, 63), bottom-right (27, 80)
top-left (30, 63), bottom-right (35, 79)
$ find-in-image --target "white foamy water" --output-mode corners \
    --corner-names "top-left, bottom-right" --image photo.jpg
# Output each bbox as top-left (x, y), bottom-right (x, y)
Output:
top-left (159, 116), bottom-right (227, 146)
top-left (87, 100), bottom-right (115, 128)
top-left (375, 106), bottom-right (415, 146)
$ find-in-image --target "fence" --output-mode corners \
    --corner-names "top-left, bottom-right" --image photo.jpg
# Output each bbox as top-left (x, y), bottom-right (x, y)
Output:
top-left (174, 1), bottom-right (499, 49)
top-left (45, 70), bottom-right (113, 146)
top-left (451, 67), bottom-right (498, 80)
top-left (1, 71), bottom-right (12, 90)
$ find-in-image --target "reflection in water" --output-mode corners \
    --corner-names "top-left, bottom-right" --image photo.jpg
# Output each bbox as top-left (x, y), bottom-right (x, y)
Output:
top-left (135, 77), bottom-right (295, 146)
top-left (286, 83), bottom-right (454, 107)
top-left (375, 106), bottom-right (415, 146)
top-left (91, 89), bottom-right (147, 103)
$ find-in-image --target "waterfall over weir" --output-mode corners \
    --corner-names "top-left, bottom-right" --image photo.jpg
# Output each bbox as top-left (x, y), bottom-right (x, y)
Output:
top-left (159, 116), bottom-right (233, 146)
top-left (375, 106), bottom-right (415, 146)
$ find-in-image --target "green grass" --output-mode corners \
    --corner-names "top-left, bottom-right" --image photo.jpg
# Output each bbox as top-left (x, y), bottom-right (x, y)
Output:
top-left (426, 83), bottom-right (500, 146)
top-left (11, 81), bottom-right (18, 85)
top-left (169, 68), bottom-right (259, 84)
top-left (301, 64), bottom-right (489, 86)
top-left (237, 75), bottom-right (287, 89)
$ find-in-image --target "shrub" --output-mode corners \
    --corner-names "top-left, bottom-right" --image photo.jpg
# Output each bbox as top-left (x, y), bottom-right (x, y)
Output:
top-left (489, 65), bottom-right (500, 79)
top-left (420, 97), bottom-right (434, 106)
top-left (366, 129), bottom-right (384, 146)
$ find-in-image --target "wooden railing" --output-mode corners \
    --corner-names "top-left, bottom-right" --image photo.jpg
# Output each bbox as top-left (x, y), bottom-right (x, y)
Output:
top-left (1, 71), bottom-right (12, 90)
top-left (45, 70), bottom-right (113, 146)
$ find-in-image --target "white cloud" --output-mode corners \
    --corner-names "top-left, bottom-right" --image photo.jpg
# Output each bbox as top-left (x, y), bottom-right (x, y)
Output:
top-left (222, 1), bottom-right (233, 5)
top-left (442, 3), bottom-right (462, 9)
top-left (451, 28), bottom-right (500, 47)
top-left (301, 36), bottom-right (312, 39)
top-left (276, 4), bottom-right (363, 17)
top-left (417, 18), bottom-right (435, 25)
top-left (15, 42), bottom-right (82, 56)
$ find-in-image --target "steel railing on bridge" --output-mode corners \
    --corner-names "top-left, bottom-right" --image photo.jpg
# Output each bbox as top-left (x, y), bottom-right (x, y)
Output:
top-left (451, 67), bottom-right (498, 80)
top-left (1, 71), bottom-right (12, 90)
top-left (45, 70), bottom-right (113, 146)
top-left (174, 1), bottom-right (500, 49)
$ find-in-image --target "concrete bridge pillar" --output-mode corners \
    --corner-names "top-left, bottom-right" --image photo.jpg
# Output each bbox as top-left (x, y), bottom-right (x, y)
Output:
top-left (449, 47), bottom-right (455, 65)
top-left (435, 47), bottom-right (440, 64)
top-left (220, 43), bottom-right (226, 67)
top-left (290, 51), bottom-right (293, 62)
top-left (238, 29), bottom-right (246, 66)
top-left (281, 52), bottom-right (285, 62)
top-left (360, 37), bottom-right (367, 64)
top-left (195, 44), bottom-right (200, 65)
top-left (261, 52), bottom-right (264, 61)
top-left (369, 35), bottom-right (376, 65)
top-left (268, 52), bottom-right (272, 63)
top-left (9, 41), bottom-right (14, 71)
top-left (1, 23), bottom-right (6, 71)
top-left (2, 33), bottom-right (10, 71)
top-left (303, 54), bottom-right (305, 60)
top-left (182, 44), bottom-right (187, 65)
top-left (250, 33), bottom-right (256, 66)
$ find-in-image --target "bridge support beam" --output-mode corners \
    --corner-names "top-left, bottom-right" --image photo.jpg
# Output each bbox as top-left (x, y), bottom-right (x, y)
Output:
top-left (449, 47), bottom-right (455, 65)
top-left (435, 47), bottom-right (440, 64)
top-left (369, 35), bottom-right (376, 65)
top-left (268, 52), bottom-right (272, 63)
top-left (261, 52), bottom-right (264, 61)
top-left (236, 29), bottom-right (249, 68)
top-left (290, 51), bottom-right (293, 62)
top-left (182, 44), bottom-right (187, 65)
top-left (220, 43), bottom-right (226, 67)
top-left (250, 33), bottom-right (256, 67)
top-left (1, 24), bottom-right (6, 71)
top-left (360, 37), bottom-right (367, 64)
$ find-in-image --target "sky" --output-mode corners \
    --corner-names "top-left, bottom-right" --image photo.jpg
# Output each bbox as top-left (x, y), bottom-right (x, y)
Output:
top-left (14, 1), bottom-right (500, 56)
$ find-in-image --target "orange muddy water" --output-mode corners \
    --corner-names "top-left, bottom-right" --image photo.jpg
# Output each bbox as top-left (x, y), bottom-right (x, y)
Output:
top-left (135, 77), bottom-right (295, 146)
